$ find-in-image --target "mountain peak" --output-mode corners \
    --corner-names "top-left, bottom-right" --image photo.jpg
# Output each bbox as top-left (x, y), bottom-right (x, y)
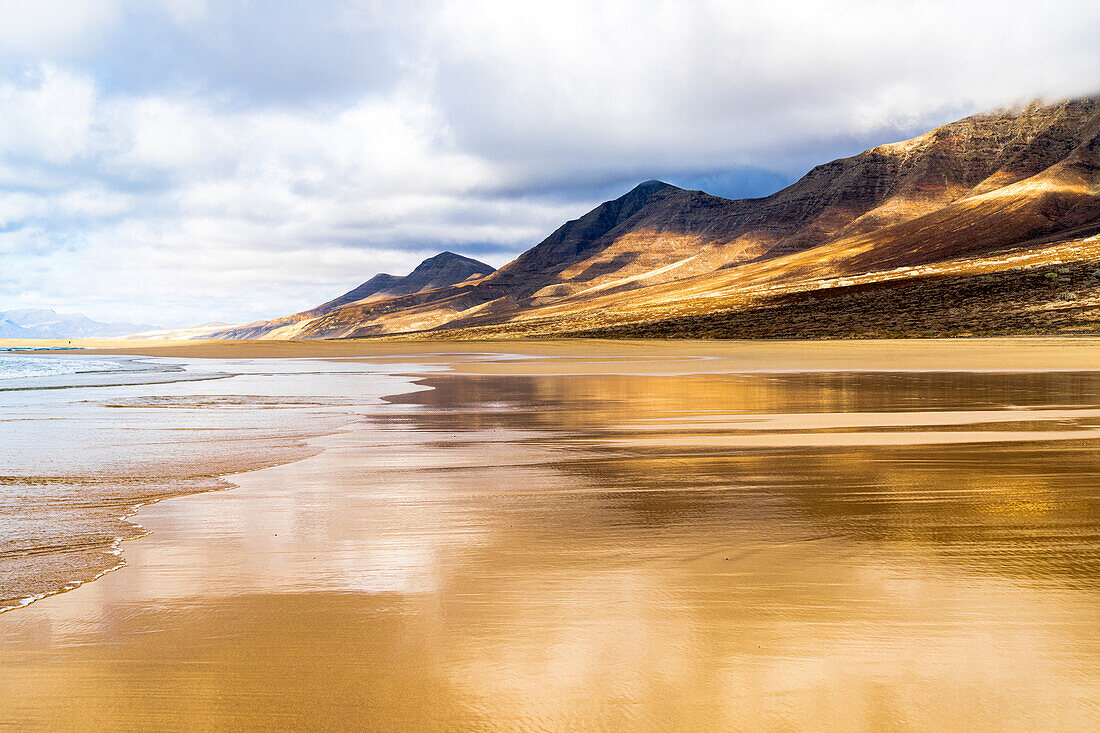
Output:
top-left (622, 179), bottom-right (677, 203)
top-left (306, 251), bottom-right (495, 317)
top-left (482, 179), bottom-right (689, 292)
top-left (412, 251), bottom-right (492, 271)
top-left (614, 179), bottom-right (681, 213)
top-left (632, 179), bottom-right (674, 192)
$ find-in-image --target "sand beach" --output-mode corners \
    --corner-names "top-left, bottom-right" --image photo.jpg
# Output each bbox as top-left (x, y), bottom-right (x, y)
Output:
top-left (2, 338), bottom-right (1099, 730)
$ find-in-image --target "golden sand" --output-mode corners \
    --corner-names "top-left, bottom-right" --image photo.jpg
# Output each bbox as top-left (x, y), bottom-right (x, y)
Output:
top-left (7, 334), bottom-right (1100, 372)
top-left (2, 340), bottom-right (1099, 730)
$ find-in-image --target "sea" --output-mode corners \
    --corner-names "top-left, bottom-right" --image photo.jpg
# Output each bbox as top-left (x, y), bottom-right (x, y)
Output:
top-left (0, 351), bottom-right (423, 615)
top-left (0, 352), bottom-right (208, 392)
top-left (0, 353), bottom-right (127, 381)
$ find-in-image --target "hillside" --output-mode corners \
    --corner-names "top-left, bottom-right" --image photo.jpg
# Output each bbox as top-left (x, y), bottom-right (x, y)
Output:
top-left (214, 96), bottom-right (1100, 339)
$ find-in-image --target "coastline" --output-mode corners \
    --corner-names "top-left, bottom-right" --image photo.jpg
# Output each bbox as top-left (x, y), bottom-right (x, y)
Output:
top-left (8, 336), bottom-right (1098, 612)
top-left (2, 341), bottom-right (1100, 728)
top-left (0, 354), bottom-right (430, 613)
top-left (6, 335), bottom-right (1100, 613)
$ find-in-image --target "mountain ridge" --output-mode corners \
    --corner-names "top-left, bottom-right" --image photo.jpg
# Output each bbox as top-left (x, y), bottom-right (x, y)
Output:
top-left (215, 251), bottom-right (495, 339)
top-left (308, 251), bottom-right (494, 317)
top-left (0, 309), bottom-right (161, 339)
top-left (211, 95), bottom-right (1100, 340)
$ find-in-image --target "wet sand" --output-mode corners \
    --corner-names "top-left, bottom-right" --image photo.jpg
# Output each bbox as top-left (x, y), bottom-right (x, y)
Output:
top-left (0, 356), bottom-right (427, 611)
top-left (2, 340), bottom-right (1100, 730)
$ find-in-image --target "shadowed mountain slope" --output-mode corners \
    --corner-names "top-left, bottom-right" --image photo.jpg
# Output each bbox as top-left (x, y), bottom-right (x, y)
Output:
top-left (212, 96), bottom-right (1100, 339)
top-left (308, 252), bottom-right (494, 317)
top-left (216, 252), bottom-right (494, 339)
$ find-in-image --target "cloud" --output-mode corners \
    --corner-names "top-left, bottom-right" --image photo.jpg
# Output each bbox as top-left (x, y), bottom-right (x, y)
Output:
top-left (0, 1), bottom-right (124, 58)
top-left (430, 0), bottom-right (1100, 181)
top-left (0, 65), bottom-right (561, 323)
top-left (0, 66), bottom-right (97, 168)
top-left (0, 0), bottom-right (1098, 325)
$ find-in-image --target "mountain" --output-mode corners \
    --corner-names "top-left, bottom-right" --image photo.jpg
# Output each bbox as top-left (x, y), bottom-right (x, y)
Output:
top-left (0, 319), bottom-right (33, 338)
top-left (309, 252), bottom-right (494, 317)
top-left (215, 96), bottom-right (1100, 339)
top-left (216, 251), bottom-right (495, 339)
top-left (0, 309), bottom-right (161, 339)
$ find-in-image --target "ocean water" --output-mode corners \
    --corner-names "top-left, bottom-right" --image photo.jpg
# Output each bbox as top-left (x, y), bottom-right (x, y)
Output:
top-left (0, 355), bottom-right (128, 381)
top-left (0, 353), bottom-right (215, 392)
top-left (0, 353), bottom-right (225, 613)
top-left (0, 354), bottom-right (428, 615)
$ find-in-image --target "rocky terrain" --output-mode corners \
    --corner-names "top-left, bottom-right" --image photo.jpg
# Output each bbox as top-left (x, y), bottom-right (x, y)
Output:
top-left (211, 96), bottom-right (1100, 340)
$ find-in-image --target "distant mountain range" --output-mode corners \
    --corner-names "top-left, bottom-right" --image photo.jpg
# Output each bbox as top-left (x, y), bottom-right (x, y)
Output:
top-left (0, 309), bottom-right (160, 339)
top-left (209, 96), bottom-right (1100, 339)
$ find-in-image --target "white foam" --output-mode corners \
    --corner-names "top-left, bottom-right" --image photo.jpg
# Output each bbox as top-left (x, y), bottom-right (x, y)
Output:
top-left (0, 355), bottom-right (127, 381)
top-left (0, 544), bottom-right (130, 615)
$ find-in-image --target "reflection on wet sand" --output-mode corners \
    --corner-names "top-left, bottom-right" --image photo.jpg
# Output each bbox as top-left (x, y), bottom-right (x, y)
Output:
top-left (3, 363), bottom-right (1100, 731)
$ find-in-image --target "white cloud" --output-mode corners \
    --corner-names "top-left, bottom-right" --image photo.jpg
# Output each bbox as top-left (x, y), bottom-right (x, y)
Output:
top-left (156, 0), bottom-right (210, 25)
top-left (0, 67), bottom-right (531, 323)
top-left (0, 1), bottom-right (123, 56)
top-left (0, 66), bottom-right (97, 165)
top-left (0, 0), bottom-right (1097, 325)
top-left (429, 0), bottom-right (1100, 178)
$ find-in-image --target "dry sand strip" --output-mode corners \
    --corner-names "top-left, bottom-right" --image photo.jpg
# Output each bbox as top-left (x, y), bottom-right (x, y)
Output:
top-left (7, 336), bottom-right (1100, 374)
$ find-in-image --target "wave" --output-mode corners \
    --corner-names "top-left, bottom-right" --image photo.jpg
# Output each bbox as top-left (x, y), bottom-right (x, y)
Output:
top-left (0, 355), bottom-right (129, 381)
top-left (0, 354), bottom-right (234, 392)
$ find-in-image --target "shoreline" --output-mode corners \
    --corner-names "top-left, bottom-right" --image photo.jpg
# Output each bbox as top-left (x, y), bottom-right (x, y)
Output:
top-left (4, 341), bottom-right (1099, 612)
top-left (3, 345), bottom-right (1100, 728)
top-left (0, 355), bottom-right (428, 614)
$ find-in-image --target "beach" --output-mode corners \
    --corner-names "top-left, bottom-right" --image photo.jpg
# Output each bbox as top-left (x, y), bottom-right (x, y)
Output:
top-left (2, 339), bottom-right (1100, 730)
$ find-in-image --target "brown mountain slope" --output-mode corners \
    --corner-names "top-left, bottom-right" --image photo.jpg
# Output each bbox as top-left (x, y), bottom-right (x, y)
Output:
top-left (477, 97), bottom-right (1099, 300)
top-left (219, 96), bottom-right (1100, 339)
top-left (429, 123), bottom-right (1100, 338)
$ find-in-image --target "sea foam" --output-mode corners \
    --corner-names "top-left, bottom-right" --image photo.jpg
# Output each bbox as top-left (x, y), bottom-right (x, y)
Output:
top-left (0, 355), bottom-right (127, 381)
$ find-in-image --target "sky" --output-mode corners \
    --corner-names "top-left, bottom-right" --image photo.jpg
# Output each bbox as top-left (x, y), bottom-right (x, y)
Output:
top-left (1, 0), bottom-right (1098, 327)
